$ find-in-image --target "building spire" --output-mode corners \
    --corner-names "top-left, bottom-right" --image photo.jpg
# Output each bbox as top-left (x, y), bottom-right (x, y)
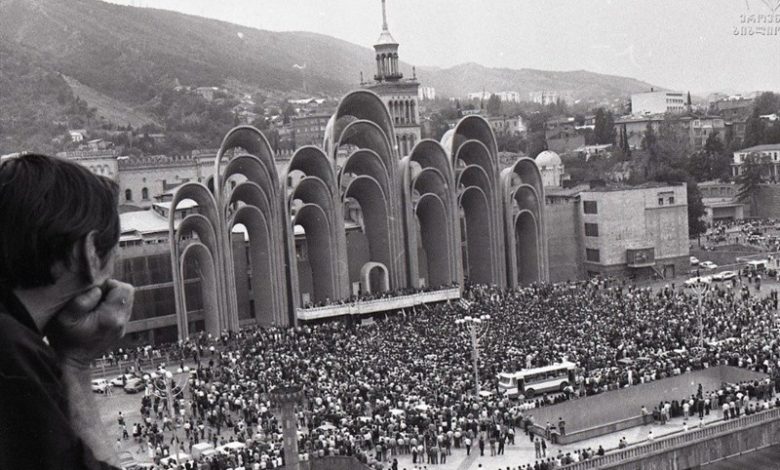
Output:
top-left (381, 0), bottom-right (388, 31)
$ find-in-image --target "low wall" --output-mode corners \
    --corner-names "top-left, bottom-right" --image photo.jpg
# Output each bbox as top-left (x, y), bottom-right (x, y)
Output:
top-left (525, 366), bottom-right (766, 441)
top-left (561, 407), bottom-right (780, 470)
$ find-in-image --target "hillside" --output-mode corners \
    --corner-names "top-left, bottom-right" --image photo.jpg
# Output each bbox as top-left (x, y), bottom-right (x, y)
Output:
top-left (0, 0), bottom-right (664, 154)
top-left (62, 76), bottom-right (158, 128)
top-left (418, 63), bottom-right (658, 103)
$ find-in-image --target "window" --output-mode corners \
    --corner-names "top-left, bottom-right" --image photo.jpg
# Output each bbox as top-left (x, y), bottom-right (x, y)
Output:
top-left (668, 196), bottom-right (675, 204)
top-left (658, 198), bottom-right (664, 205)
top-left (125, 189), bottom-right (133, 201)
top-left (142, 187), bottom-right (149, 200)
top-left (583, 200), bottom-right (598, 214)
top-left (586, 248), bottom-right (600, 262)
top-left (584, 223), bottom-right (599, 237)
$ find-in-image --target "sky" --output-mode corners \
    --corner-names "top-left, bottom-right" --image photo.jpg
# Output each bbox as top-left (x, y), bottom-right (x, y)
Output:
top-left (105, 0), bottom-right (780, 95)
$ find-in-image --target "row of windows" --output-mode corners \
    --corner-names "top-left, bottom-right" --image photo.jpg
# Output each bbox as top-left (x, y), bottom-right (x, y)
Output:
top-left (125, 188), bottom-right (150, 201)
top-left (658, 196), bottom-right (675, 205)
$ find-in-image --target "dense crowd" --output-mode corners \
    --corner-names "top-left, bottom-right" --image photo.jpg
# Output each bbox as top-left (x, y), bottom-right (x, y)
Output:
top-left (114, 278), bottom-right (780, 469)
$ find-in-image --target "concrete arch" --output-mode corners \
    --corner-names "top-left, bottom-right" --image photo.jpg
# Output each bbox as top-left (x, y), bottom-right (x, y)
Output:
top-left (344, 176), bottom-right (392, 278)
top-left (180, 242), bottom-right (219, 338)
top-left (415, 193), bottom-right (454, 288)
top-left (293, 204), bottom-right (337, 304)
top-left (177, 214), bottom-right (219, 252)
top-left (444, 115), bottom-right (499, 160)
top-left (514, 210), bottom-right (540, 285)
top-left (228, 181), bottom-right (272, 219)
top-left (287, 146), bottom-right (337, 192)
top-left (414, 167), bottom-right (449, 200)
top-left (454, 140), bottom-right (495, 178)
top-left (459, 186), bottom-right (496, 285)
top-left (411, 140), bottom-right (454, 184)
top-left (342, 148), bottom-right (390, 194)
top-left (337, 120), bottom-right (395, 171)
top-left (325, 89), bottom-right (396, 158)
top-left (231, 205), bottom-right (276, 326)
top-left (360, 262), bottom-right (390, 294)
top-left (169, 183), bottom-right (224, 340)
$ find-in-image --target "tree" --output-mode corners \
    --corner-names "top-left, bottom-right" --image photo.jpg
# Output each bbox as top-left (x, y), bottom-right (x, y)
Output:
top-left (743, 109), bottom-right (765, 147)
top-left (486, 94), bottom-right (502, 117)
top-left (686, 181), bottom-right (707, 238)
top-left (526, 131), bottom-right (548, 159)
top-left (593, 108), bottom-right (616, 145)
top-left (753, 91), bottom-right (779, 116)
top-left (736, 152), bottom-right (767, 210)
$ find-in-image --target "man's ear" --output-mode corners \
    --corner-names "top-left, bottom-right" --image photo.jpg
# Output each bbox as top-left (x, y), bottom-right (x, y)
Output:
top-left (80, 230), bottom-right (102, 285)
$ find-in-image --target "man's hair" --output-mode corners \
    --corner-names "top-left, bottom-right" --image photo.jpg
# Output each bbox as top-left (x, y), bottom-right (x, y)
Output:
top-left (0, 153), bottom-right (120, 289)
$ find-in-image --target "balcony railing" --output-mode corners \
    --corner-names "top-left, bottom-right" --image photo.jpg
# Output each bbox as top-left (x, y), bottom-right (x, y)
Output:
top-left (297, 288), bottom-right (461, 321)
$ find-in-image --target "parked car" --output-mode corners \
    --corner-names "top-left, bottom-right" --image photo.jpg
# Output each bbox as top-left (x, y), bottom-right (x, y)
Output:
top-left (110, 373), bottom-right (135, 387)
top-left (713, 271), bottom-right (737, 282)
top-left (689, 256), bottom-right (699, 266)
top-left (700, 261), bottom-right (718, 270)
top-left (124, 377), bottom-right (146, 394)
top-left (90, 378), bottom-right (113, 394)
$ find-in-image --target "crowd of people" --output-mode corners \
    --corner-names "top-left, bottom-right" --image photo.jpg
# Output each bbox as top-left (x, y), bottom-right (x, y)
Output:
top-left (111, 277), bottom-right (780, 469)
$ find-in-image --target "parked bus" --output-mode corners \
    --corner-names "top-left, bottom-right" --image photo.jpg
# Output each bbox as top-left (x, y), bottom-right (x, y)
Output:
top-left (497, 361), bottom-right (577, 398)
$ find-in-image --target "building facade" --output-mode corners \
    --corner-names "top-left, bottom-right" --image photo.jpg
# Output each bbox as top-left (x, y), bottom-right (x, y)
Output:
top-left (631, 91), bottom-right (687, 115)
top-left (291, 114), bottom-right (331, 148)
top-left (529, 90), bottom-right (574, 106)
top-left (731, 144), bottom-right (780, 178)
top-left (577, 184), bottom-right (690, 279)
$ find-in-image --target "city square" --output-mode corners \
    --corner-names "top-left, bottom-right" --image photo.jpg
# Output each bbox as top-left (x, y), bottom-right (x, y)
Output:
top-left (2, 1), bottom-right (780, 470)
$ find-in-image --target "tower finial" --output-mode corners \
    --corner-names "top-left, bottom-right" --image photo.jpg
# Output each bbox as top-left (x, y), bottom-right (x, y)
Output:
top-left (381, 0), bottom-right (388, 31)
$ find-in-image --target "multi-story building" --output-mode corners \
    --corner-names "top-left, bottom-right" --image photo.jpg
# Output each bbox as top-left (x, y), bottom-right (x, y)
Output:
top-left (577, 184), bottom-right (689, 278)
top-left (529, 90), bottom-right (574, 106)
top-left (631, 91), bottom-right (687, 115)
top-left (731, 144), bottom-right (780, 179)
top-left (418, 86), bottom-right (436, 101)
top-left (362, 0), bottom-right (421, 157)
top-left (291, 114), bottom-right (330, 148)
top-left (486, 115), bottom-right (526, 135)
top-left (710, 98), bottom-right (754, 120)
top-left (689, 116), bottom-right (726, 150)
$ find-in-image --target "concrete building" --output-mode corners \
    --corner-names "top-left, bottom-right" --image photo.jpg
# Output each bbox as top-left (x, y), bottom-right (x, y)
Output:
top-left (544, 183), bottom-right (689, 282)
top-left (362, 0), bottom-right (421, 157)
top-left (578, 184), bottom-right (689, 278)
top-left (631, 91), bottom-right (687, 115)
top-left (529, 90), bottom-right (574, 106)
top-left (698, 181), bottom-right (746, 223)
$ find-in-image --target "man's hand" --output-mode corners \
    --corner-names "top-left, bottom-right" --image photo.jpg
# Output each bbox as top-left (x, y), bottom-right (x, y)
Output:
top-left (45, 279), bottom-right (135, 367)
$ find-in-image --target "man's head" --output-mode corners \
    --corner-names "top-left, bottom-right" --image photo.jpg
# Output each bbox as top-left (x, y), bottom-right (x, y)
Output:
top-left (0, 153), bottom-right (120, 291)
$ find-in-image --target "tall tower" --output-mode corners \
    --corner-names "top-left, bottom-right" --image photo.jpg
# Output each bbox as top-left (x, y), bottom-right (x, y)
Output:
top-left (364, 0), bottom-right (421, 158)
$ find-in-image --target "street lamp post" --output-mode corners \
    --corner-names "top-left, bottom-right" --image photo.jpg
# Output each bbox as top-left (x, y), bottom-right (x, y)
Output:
top-left (455, 314), bottom-right (491, 397)
top-left (144, 366), bottom-right (191, 465)
top-left (687, 280), bottom-right (709, 352)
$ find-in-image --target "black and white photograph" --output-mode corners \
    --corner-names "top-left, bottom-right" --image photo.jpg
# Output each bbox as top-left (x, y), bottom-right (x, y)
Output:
top-left (2, 1), bottom-right (780, 469)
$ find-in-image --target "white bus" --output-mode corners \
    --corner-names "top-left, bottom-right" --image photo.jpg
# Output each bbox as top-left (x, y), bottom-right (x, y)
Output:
top-left (497, 361), bottom-right (577, 398)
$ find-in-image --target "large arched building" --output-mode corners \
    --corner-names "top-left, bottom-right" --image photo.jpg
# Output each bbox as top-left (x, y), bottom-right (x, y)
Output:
top-left (168, 89), bottom-right (548, 339)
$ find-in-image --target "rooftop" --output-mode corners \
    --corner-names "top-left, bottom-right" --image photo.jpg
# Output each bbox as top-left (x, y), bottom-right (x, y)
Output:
top-left (736, 144), bottom-right (780, 153)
